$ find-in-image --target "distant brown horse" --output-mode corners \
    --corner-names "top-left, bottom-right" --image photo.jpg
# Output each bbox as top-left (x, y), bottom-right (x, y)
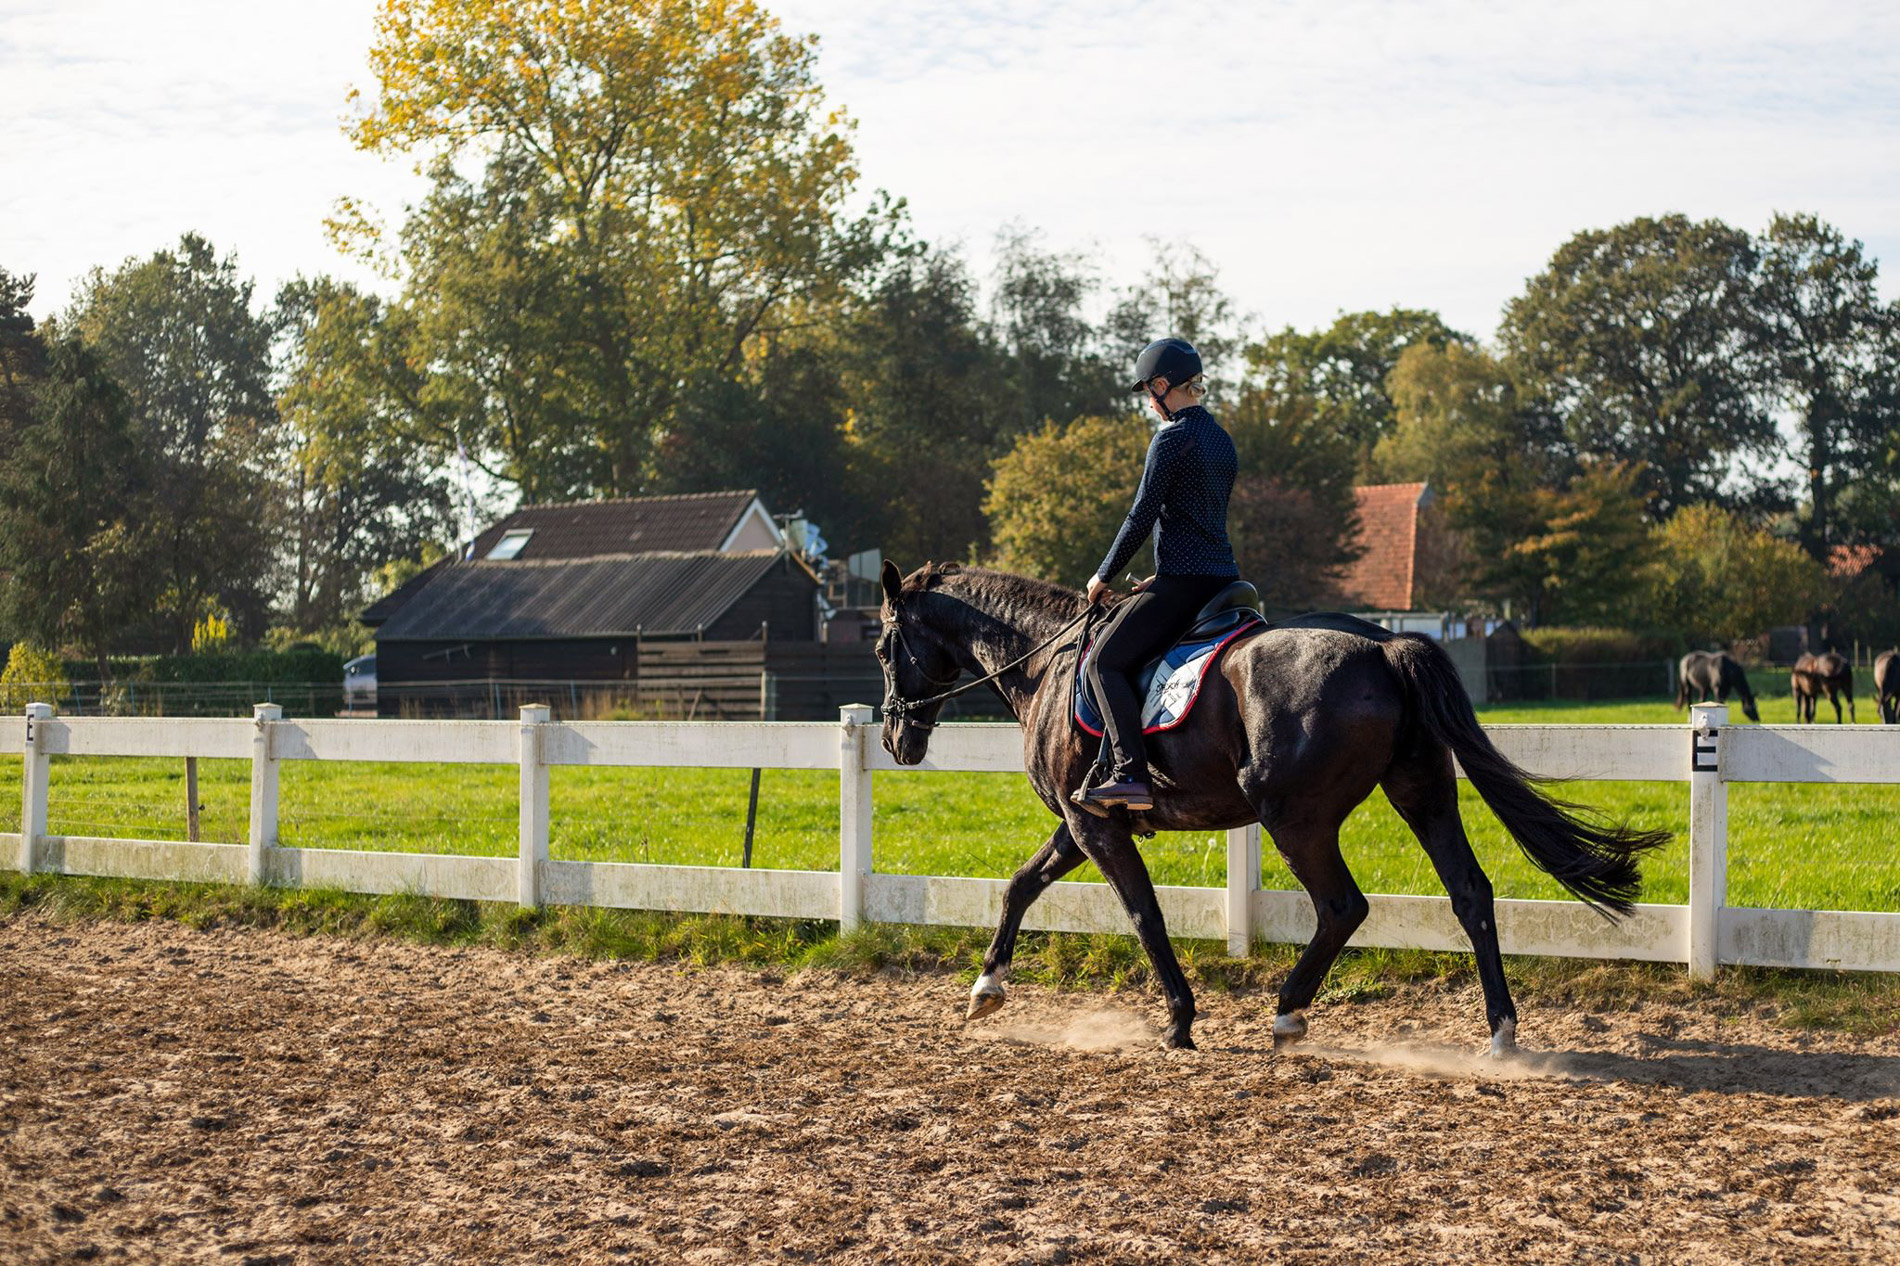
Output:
top-left (1876, 650), bottom-right (1899, 725)
top-left (1792, 652), bottom-right (1855, 723)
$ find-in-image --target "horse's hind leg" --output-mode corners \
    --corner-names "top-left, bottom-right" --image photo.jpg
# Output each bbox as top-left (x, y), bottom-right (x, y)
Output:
top-left (968, 823), bottom-right (1086, 1020)
top-left (1382, 748), bottom-right (1519, 1056)
top-left (1258, 815), bottom-right (1367, 1049)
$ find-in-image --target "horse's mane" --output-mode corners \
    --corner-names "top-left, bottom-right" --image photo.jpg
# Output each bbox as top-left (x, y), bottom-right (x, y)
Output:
top-left (905, 561), bottom-right (1088, 623)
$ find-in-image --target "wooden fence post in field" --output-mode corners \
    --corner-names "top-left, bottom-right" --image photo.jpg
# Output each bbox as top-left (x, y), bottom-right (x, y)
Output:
top-left (248, 703), bottom-right (283, 885)
top-left (838, 704), bottom-right (874, 933)
top-left (20, 703), bottom-right (52, 873)
top-left (1687, 702), bottom-right (1727, 979)
top-left (518, 704), bottom-right (552, 908)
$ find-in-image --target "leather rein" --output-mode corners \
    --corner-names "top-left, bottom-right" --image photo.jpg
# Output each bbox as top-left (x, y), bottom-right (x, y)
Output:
top-left (882, 605), bottom-right (1101, 731)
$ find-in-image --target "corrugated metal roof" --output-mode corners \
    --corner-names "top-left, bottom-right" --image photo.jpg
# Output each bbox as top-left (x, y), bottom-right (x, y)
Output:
top-left (467, 490), bottom-right (760, 560)
top-left (374, 551), bottom-right (792, 640)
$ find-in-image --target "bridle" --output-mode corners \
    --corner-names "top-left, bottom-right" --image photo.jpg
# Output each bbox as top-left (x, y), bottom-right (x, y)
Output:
top-left (880, 604), bottom-right (1100, 732)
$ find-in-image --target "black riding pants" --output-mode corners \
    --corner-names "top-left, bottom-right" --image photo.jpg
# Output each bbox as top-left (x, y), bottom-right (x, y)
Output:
top-left (1085, 574), bottom-right (1230, 782)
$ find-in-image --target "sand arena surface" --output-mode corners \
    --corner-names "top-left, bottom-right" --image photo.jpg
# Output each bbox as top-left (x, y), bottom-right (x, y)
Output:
top-left (2, 915), bottom-right (1897, 1263)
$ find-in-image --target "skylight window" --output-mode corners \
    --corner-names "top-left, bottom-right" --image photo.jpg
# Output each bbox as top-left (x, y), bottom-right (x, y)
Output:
top-left (486, 529), bottom-right (533, 560)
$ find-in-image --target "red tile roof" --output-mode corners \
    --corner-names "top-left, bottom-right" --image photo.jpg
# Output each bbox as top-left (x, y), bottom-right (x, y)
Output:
top-left (1828, 543), bottom-right (1882, 579)
top-left (1337, 483), bottom-right (1428, 610)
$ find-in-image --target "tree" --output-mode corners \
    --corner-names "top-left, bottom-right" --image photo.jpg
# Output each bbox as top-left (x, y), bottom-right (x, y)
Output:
top-left (988, 225), bottom-right (1121, 427)
top-left (273, 276), bottom-right (454, 636)
top-left (1224, 386), bottom-right (1364, 607)
top-left (65, 233), bottom-right (279, 649)
top-left (340, 0), bottom-right (899, 499)
top-left (1374, 342), bottom-right (1571, 613)
top-left (984, 414), bottom-right (1152, 584)
top-left (1501, 215), bottom-right (1772, 517)
top-left (1749, 213), bottom-right (1900, 559)
top-left (838, 249), bottom-right (1012, 562)
top-left (1643, 504), bottom-right (1828, 646)
top-left (1510, 461), bottom-right (1657, 627)
top-left (1102, 241), bottom-right (1245, 386)
top-left (1248, 308), bottom-right (1469, 465)
top-left (0, 333), bottom-right (155, 677)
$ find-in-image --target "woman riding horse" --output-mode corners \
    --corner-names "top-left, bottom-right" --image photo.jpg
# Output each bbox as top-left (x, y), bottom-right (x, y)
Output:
top-left (1080, 337), bottom-right (1238, 813)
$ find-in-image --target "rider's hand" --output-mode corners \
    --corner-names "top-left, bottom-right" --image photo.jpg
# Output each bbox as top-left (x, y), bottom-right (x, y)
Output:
top-left (1130, 574), bottom-right (1156, 594)
top-left (1086, 575), bottom-right (1110, 605)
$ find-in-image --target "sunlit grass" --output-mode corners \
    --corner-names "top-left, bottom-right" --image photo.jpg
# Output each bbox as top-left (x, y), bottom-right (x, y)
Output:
top-left (4, 694), bottom-right (1898, 913)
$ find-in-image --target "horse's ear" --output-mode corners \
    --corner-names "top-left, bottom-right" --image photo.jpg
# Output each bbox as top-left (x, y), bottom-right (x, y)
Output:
top-left (880, 559), bottom-right (903, 604)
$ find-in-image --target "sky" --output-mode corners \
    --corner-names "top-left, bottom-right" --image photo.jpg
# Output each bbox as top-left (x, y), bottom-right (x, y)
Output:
top-left (4, 0), bottom-right (1898, 340)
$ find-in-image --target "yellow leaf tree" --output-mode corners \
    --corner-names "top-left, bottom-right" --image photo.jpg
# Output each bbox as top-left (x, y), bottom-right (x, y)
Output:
top-left (339, 0), bottom-right (897, 498)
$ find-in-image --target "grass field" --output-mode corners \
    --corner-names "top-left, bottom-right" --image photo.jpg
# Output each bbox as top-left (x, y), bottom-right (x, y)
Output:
top-left (2, 696), bottom-right (1897, 913)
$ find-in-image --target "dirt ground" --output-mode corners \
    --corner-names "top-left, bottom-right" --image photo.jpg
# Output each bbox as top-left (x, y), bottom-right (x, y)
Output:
top-left (1, 917), bottom-right (1897, 1264)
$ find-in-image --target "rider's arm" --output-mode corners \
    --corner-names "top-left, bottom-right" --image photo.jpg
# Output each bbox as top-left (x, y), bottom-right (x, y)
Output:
top-left (1095, 427), bottom-right (1186, 585)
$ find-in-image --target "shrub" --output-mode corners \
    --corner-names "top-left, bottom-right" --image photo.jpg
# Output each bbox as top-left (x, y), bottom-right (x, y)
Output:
top-left (0, 643), bottom-right (68, 712)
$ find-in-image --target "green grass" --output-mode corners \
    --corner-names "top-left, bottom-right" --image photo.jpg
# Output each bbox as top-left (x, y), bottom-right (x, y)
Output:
top-left (6, 869), bottom-right (1898, 1035)
top-left (3, 693), bottom-right (1898, 913)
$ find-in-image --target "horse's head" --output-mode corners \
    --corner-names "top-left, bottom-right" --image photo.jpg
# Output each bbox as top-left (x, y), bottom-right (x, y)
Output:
top-left (876, 559), bottom-right (962, 765)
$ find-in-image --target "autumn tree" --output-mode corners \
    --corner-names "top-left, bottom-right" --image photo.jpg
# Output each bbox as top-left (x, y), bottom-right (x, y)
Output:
top-left (1501, 215), bottom-right (1771, 518)
top-left (338, 0), bottom-right (899, 500)
top-left (984, 414), bottom-right (1152, 585)
top-left (1643, 504), bottom-right (1828, 645)
top-left (1374, 342), bottom-right (1571, 614)
top-left (1224, 386), bottom-right (1363, 607)
top-left (1248, 307), bottom-right (1469, 467)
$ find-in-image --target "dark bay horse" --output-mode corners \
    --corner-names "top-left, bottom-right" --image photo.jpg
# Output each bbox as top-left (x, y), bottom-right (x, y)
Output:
top-left (1875, 650), bottom-right (1898, 725)
top-left (1792, 652), bottom-right (1855, 723)
top-left (1675, 651), bottom-right (1760, 722)
top-left (876, 561), bottom-right (1667, 1056)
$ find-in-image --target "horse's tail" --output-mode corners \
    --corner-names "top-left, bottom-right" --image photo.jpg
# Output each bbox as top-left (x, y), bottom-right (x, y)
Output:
top-left (1673, 666), bottom-right (1690, 711)
top-left (1383, 634), bottom-right (1668, 919)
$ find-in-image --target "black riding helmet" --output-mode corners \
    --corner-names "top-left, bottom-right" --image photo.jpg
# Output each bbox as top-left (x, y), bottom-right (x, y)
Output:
top-left (1129, 337), bottom-right (1203, 393)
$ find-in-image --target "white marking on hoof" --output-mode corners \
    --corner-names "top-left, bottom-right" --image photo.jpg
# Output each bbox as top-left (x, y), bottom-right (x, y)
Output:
top-left (1272, 1010), bottom-right (1307, 1045)
top-left (966, 973), bottom-right (1006, 1021)
top-left (1487, 1017), bottom-right (1517, 1059)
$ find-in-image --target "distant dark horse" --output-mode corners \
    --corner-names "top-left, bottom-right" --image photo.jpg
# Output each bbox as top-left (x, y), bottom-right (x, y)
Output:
top-left (1792, 652), bottom-right (1855, 723)
top-left (1875, 650), bottom-right (1898, 725)
top-left (1674, 651), bottom-right (1760, 722)
top-left (875, 561), bottom-right (1667, 1055)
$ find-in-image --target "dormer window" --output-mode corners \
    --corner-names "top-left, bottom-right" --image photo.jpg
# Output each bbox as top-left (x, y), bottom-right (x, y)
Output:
top-left (486, 529), bottom-right (533, 560)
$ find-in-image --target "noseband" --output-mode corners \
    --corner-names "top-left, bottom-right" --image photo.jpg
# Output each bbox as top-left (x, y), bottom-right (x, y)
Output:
top-left (880, 605), bottom-right (1100, 731)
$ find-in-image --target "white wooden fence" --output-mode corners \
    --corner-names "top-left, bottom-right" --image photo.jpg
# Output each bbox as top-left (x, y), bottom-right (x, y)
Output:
top-left (5, 701), bottom-right (1900, 976)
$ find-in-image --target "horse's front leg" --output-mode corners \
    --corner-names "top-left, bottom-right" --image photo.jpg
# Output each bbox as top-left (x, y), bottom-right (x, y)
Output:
top-left (968, 822), bottom-right (1086, 1019)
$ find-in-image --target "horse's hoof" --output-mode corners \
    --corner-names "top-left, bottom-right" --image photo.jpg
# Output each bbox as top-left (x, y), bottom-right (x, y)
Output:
top-left (1164, 1027), bottom-right (1197, 1051)
top-left (966, 977), bottom-right (1006, 1021)
top-left (1485, 1017), bottom-right (1518, 1060)
top-left (1272, 1009), bottom-right (1307, 1050)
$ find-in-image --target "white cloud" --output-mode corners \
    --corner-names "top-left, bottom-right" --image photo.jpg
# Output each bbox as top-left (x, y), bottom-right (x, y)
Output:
top-left (4, 0), bottom-right (1896, 339)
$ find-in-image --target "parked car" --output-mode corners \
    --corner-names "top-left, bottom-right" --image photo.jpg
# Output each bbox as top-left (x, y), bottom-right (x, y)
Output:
top-left (343, 654), bottom-right (377, 710)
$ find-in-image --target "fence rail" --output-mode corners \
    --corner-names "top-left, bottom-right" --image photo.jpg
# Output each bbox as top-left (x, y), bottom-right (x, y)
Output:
top-left (6, 702), bottom-right (1900, 975)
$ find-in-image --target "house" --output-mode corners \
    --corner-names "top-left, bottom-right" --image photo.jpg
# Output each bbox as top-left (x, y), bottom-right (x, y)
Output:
top-left (361, 491), bottom-right (842, 716)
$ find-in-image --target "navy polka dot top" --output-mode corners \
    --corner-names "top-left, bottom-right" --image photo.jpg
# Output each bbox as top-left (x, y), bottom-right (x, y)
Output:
top-left (1095, 405), bottom-right (1240, 582)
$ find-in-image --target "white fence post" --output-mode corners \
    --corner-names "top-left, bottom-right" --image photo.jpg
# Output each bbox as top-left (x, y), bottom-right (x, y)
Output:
top-left (1226, 824), bottom-right (1261, 957)
top-left (20, 704), bottom-right (52, 873)
top-left (518, 704), bottom-right (551, 908)
top-left (1687, 702), bottom-right (1727, 979)
top-left (248, 703), bottom-right (283, 885)
top-left (838, 704), bottom-right (874, 933)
